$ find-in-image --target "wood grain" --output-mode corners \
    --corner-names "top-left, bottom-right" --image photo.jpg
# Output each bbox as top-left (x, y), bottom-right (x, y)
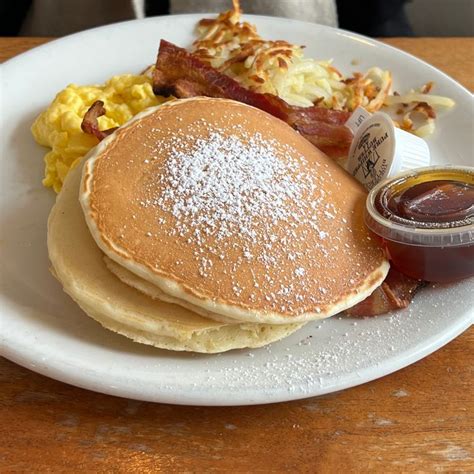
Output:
top-left (383, 37), bottom-right (474, 92)
top-left (1, 37), bottom-right (473, 472)
top-left (1, 333), bottom-right (472, 472)
top-left (0, 37), bottom-right (53, 63)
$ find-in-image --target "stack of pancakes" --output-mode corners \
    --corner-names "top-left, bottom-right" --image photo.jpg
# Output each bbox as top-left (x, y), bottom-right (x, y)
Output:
top-left (48, 98), bottom-right (389, 353)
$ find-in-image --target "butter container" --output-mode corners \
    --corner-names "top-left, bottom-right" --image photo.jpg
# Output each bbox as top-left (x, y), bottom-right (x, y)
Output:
top-left (345, 107), bottom-right (431, 190)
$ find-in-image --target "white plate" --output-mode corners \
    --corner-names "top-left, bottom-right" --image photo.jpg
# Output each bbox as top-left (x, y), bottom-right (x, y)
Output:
top-left (1, 15), bottom-right (473, 406)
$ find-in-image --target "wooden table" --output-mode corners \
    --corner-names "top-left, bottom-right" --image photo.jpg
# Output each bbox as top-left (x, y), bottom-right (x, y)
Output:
top-left (1, 37), bottom-right (473, 472)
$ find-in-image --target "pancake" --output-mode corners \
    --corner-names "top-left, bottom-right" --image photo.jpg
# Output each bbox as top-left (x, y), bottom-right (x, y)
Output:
top-left (80, 97), bottom-right (389, 324)
top-left (47, 160), bottom-right (303, 353)
top-left (104, 256), bottom-right (237, 323)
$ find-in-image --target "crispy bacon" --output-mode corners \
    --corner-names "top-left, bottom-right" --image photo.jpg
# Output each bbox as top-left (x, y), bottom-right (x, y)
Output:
top-left (173, 78), bottom-right (213, 98)
top-left (345, 268), bottom-right (425, 317)
top-left (295, 121), bottom-right (354, 147)
top-left (81, 100), bottom-right (118, 140)
top-left (153, 40), bottom-right (352, 157)
top-left (153, 41), bottom-right (288, 119)
top-left (286, 104), bottom-right (351, 126)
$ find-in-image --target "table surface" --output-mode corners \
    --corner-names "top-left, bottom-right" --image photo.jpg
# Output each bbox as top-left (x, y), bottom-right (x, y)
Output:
top-left (1, 37), bottom-right (473, 472)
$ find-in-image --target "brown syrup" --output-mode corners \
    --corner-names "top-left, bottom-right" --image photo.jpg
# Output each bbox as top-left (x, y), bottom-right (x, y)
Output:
top-left (389, 180), bottom-right (474, 224)
top-left (372, 170), bottom-right (474, 282)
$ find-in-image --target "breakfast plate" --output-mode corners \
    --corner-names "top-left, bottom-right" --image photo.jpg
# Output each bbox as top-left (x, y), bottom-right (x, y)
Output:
top-left (1, 14), bottom-right (473, 406)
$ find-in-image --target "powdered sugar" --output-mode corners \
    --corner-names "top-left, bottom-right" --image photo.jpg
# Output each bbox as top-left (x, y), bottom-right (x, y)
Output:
top-left (166, 281), bottom-right (468, 399)
top-left (137, 128), bottom-right (340, 309)
top-left (152, 131), bottom-right (318, 244)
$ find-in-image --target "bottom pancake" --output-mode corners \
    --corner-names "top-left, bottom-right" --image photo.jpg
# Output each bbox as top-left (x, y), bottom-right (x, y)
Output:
top-left (104, 256), bottom-right (239, 324)
top-left (47, 160), bottom-right (303, 353)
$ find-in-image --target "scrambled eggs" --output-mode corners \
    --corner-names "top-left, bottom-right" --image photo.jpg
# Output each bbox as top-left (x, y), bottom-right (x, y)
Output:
top-left (32, 73), bottom-right (167, 192)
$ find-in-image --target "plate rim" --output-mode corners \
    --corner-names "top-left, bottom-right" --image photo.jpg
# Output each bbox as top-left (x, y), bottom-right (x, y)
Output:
top-left (2, 13), bottom-right (473, 99)
top-left (2, 318), bottom-right (471, 406)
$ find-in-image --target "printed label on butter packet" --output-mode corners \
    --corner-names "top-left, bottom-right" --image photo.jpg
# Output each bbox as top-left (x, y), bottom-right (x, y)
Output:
top-left (348, 121), bottom-right (393, 190)
top-left (346, 107), bottom-right (431, 190)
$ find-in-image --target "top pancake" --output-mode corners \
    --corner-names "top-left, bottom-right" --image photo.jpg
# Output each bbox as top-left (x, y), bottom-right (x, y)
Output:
top-left (80, 97), bottom-right (389, 324)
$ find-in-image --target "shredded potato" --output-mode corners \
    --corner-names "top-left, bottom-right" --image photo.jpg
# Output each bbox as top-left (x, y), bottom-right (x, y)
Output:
top-left (192, 0), bottom-right (454, 136)
top-left (384, 93), bottom-right (455, 108)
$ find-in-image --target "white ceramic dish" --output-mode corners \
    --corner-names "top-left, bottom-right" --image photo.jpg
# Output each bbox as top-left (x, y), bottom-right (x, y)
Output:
top-left (1, 14), bottom-right (473, 406)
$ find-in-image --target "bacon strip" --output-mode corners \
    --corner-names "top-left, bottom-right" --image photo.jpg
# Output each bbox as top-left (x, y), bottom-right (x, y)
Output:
top-left (81, 100), bottom-right (118, 140)
top-left (153, 45), bottom-right (287, 119)
top-left (345, 268), bottom-right (425, 317)
top-left (295, 121), bottom-right (356, 147)
top-left (153, 40), bottom-right (352, 157)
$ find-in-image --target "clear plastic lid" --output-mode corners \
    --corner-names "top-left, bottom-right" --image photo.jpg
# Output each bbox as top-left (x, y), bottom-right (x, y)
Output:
top-left (365, 166), bottom-right (474, 247)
